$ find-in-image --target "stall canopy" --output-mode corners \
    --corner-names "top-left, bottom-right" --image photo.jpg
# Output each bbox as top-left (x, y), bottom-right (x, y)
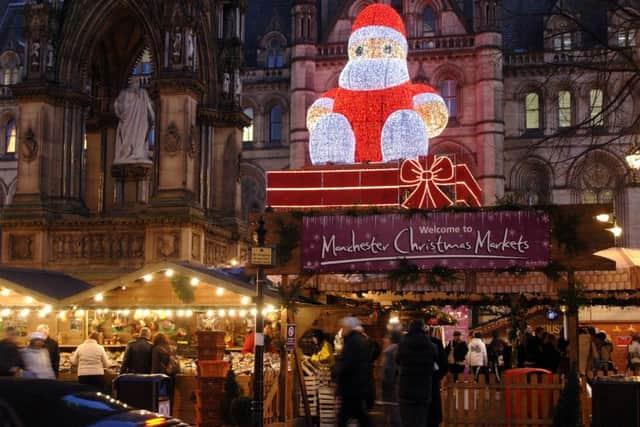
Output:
top-left (594, 247), bottom-right (640, 269)
top-left (0, 262), bottom-right (279, 308)
top-left (62, 261), bottom-right (280, 307)
top-left (0, 267), bottom-right (94, 305)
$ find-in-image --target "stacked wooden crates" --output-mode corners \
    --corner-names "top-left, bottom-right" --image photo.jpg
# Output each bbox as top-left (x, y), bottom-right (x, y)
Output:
top-left (196, 331), bottom-right (229, 427)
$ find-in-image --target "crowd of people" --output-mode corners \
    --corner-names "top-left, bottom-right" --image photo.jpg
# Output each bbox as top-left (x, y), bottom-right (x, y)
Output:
top-left (0, 326), bottom-right (179, 401)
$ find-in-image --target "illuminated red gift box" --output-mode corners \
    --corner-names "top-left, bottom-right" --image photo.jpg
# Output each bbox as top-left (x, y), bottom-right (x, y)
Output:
top-left (266, 155), bottom-right (482, 210)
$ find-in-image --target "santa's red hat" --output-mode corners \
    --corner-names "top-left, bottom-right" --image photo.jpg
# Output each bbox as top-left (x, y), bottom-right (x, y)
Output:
top-left (349, 4), bottom-right (408, 54)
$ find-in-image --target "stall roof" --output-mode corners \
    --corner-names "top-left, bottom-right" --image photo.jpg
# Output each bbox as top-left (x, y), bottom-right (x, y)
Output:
top-left (0, 267), bottom-right (93, 304)
top-left (62, 261), bottom-right (281, 305)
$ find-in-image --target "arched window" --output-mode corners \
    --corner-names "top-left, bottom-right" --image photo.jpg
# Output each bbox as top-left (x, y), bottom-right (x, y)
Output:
top-left (269, 105), bottom-right (282, 145)
top-left (558, 90), bottom-right (572, 128)
top-left (423, 7), bottom-right (436, 37)
top-left (440, 80), bottom-right (457, 119)
top-left (589, 88), bottom-right (604, 127)
top-left (552, 32), bottom-right (572, 51)
top-left (5, 119), bottom-right (16, 154)
top-left (266, 39), bottom-right (284, 69)
top-left (243, 108), bottom-right (254, 143)
top-left (525, 92), bottom-right (541, 130)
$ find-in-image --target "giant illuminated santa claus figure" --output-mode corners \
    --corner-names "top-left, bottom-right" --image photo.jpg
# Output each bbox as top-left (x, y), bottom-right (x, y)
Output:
top-left (307, 4), bottom-right (449, 164)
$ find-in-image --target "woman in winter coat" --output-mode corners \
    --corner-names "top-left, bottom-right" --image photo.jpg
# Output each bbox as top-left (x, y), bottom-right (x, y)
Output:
top-left (152, 333), bottom-right (179, 413)
top-left (381, 331), bottom-right (402, 427)
top-left (467, 332), bottom-right (488, 382)
top-left (21, 332), bottom-right (55, 379)
top-left (72, 332), bottom-right (111, 390)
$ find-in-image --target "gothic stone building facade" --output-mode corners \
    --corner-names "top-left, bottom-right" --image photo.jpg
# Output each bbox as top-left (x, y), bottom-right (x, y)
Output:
top-left (239, 0), bottom-right (640, 247)
top-left (0, 0), bottom-right (250, 283)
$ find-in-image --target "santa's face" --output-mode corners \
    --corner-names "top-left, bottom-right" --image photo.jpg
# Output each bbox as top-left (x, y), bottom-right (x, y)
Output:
top-left (339, 37), bottom-right (410, 91)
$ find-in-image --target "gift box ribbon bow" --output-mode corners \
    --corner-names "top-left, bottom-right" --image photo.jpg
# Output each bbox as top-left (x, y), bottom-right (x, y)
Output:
top-left (400, 156), bottom-right (455, 209)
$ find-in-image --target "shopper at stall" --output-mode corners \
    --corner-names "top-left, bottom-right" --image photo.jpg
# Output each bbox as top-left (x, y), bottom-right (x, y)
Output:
top-left (525, 327), bottom-right (545, 368)
top-left (72, 332), bottom-right (111, 390)
top-left (540, 333), bottom-right (561, 373)
top-left (356, 325), bottom-right (381, 410)
top-left (445, 331), bottom-right (468, 381)
top-left (21, 332), bottom-right (55, 379)
top-left (335, 317), bottom-right (372, 427)
top-left (152, 333), bottom-right (179, 414)
top-left (396, 320), bottom-right (435, 427)
top-left (628, 335), bottom-right (640, 374)
top-left (488, 330), bottom-right (509, 382)
top-left (381, 331), bottom-right (401, 427)
top-left (37, 324), bottom-right (60, 378)
top-left (242, 321), bottom-right (275, 354)
top-left (310, 330), bottom-right (334, 365)
top-left (593, 331), bottom-right (616, 375)
top-left (121, 327), bottom-right (153, 374)
top-left (427, 326), bottom-right (447, 427)
top-left (467, 332), bottom-right (488, 382)
top-left (0, 327), bottom-right (24, 376)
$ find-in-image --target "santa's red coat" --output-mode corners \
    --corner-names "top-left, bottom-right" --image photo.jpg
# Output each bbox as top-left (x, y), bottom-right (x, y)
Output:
top-left (322, 82), bottom-right (439, 162)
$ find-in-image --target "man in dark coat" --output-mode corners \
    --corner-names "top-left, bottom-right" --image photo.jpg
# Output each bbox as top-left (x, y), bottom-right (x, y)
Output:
top-left (0, 327), bottom-right (25, 376)
top-left (121, 327), bottom-right (153, 374)
top-left (428, 327), bottom-right (448, 427)
top-left (37, 324), bottom-right (60, 378)
top-left (396, 320), bottom-right (435, 427)
top-left (445, 331), bottom-right (468, 381)
top-left (335, 317), bottom-right (372, 427)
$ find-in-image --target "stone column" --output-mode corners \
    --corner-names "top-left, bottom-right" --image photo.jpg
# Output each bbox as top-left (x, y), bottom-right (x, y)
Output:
top-left (152, 78), bottom-right (202, 207)
top-left (474, 31), bottom-right (505, 205)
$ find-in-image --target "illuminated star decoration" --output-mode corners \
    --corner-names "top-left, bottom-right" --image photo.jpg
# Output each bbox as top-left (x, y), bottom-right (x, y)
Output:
top-left (307, 3), bottom-right (449, 165)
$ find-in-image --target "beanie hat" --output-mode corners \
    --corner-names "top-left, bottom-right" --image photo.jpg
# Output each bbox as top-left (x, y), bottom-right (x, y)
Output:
top-left (349, 4), bottom-right (408, 54)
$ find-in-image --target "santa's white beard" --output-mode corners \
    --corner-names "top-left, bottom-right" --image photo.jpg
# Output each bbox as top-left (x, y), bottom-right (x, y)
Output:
top-left (339, 58), bottom-right (410, 91)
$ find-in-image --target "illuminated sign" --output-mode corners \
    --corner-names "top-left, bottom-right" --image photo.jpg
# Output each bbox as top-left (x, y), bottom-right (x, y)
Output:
top-left (301, 212), bottom-right (550, 273)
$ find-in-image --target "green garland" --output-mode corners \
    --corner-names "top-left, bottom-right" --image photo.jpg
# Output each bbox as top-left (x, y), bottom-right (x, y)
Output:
top-left (387, 259), bottom-right (458, 289)
top-left (171, 275), bottom-right (195, 304)
top-left (273, 216), bottom-right (300, 265)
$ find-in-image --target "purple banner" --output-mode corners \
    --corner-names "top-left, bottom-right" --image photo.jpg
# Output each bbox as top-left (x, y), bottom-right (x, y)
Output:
top-left (302, 211), bottom-right (550, 272)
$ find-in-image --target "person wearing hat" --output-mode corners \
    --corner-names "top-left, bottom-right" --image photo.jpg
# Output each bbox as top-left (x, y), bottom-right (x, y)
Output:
top-left (396, 320), bottom-right (435, 427)
top-left (334, 316), bottom-right (372, 427)
top-left (20, 332), bottom-right (55, 379)
top-left (121, 327), bottom-right (153, 374)
top-left (445, 331), bottom-right (468, 382)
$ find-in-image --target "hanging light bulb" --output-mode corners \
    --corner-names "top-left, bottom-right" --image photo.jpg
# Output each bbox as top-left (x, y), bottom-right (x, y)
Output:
top-left (250, 308), bottom-right (257, 316)
top-left (38, 309), bottom-right (47, 318)
top-left (166, 309), bottom-right (173, 318)
top-left (123, 309), bottom-right (130, 316)
top-left (58, 311), bottom-right (67, 320)
top-left (229, 309), bottom-right (237, 318)
top-left (177, 309), bottom-right (185, 318)
top-left (206, 310), bottom-right (214, 318)
top-left (143, 274), bottom-right (153, 283)
top-left (24, 296), bottom-right (34, 305)
top-left (165, 269), bottom-right (174, 278)
top-left (218, 309), bottom-right (226, 318)
top-left (216, 287), bottom-right (225, 296)
top-left (75, 309), bottom-right (85, 317)
top-left (121, 285), bottom-right (127, 291)
top-left (190, 277), bottom-right (200, 287)
top-left (0, 288), bottom-right (10, 297)
top-left (19, 308), bottom-right (30, 318)
top-left (1, 308), bottom-right (11, 317)
top-left (94, 293), bottom-right (104, 302)
top-left (241, 296), bottom-right (250, 305)
top-left (239, 309), bottom-right (247, 317)
top-left (230, 258), bottom-right (239, 267)
top-left (266, 304), bottom-right (275, 313)
top-left (186, 309), bottom-right (193, 318)
top-left (607, 224), bottom-right (623, 237)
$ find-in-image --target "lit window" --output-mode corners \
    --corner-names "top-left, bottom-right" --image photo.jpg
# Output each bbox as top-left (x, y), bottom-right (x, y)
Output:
top-left (267, 39), bottom-right (284, 69)
top-left (618, 29), bottom-right (637, 47)
top-left (558, 90), bottom-right (571, 128)
top-left (440, 80), bottom-right (457, 118)
top-left (423, 7), bottom-right (436, 37)
top-left (589, 89), bottom-right (604, 127)
top-left (2, 71), bottom-right (10, 85)
top-left (525, 92), bottom-right (540, 130)
top-left (5, 119), bottom-right (16, 154)
top-left (243, 108), bottom-right (254, 143)
top-left (553, 32), bottom-right (572, 51)
top-left (269, 105), bottom-right (282, 145)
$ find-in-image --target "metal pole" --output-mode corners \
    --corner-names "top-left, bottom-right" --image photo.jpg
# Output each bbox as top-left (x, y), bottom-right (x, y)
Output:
top-left (252, 217), bottom-right (266, 427)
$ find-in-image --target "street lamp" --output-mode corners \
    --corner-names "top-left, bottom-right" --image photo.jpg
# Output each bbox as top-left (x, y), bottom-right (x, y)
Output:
top-left (626, 141), bottom-right (640, 170)
top-left (595, 212), bottom-right (623, 242)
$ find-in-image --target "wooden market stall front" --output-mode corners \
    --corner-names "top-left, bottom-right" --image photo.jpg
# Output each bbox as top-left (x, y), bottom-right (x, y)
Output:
top-left (0, 261), bottom-right (294, 425)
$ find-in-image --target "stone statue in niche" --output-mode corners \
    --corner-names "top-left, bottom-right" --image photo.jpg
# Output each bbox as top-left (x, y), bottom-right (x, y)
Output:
top-left (45, 42), bottom-right (54, 69)
top-left (185, 30), bottom-right (195, 67)
top-left (31, 41), bottom-right (40, 70)
top-left (222, 72), bottom-right (231, 97)
top-left (172, 30), bottom-right (182, 65)
top-left (113, 81), bottom-right (154, 165)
